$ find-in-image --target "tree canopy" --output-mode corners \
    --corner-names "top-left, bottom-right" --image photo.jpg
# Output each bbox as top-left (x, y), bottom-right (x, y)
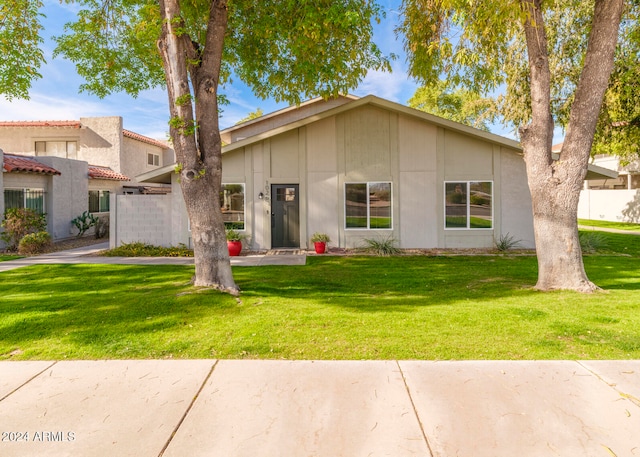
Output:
top-left (407, 80), bottom-right (498, 131)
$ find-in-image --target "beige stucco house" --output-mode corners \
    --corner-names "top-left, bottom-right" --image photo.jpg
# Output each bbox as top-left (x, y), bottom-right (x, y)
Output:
top-left (115, 95), bottom-right (616, 251)
top-left (1, 117), bottom-right (173, 244)
top-left (117, 95), bottom-right (530, 250)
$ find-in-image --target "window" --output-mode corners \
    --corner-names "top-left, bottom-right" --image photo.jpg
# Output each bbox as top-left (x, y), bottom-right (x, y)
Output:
top-left (147, 153), bottom-right (160, 166)
top-left (345, 182), bottom-right (392, 229)
top-left (445, 181), bottom-right (493, 229)
top-left (220, 184), bottom-right (244, 229)
top-left (89, 190), bottom-right (110, 213)
top-left (3, 188), bottom-right (45, 213)
top-left (34, 141), bottom-right (77, 159)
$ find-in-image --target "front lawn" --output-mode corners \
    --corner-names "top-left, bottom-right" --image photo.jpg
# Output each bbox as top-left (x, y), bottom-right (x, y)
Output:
top-left (1, 251), bottom-right (639, 360)
top-left (579, 218), bottom-right (640, 231)
top-left (0, 255), bottom-right (22, 262)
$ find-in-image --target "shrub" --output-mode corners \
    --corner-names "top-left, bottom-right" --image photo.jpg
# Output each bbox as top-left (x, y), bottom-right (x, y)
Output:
top-left (102, 242), bottom-right (194, 257)
top-left (495, 233), bottom-right (523, 251)
top-left (71, 211), bottom-right (98, 237)
top-left (18, 231), bottom-right (52, 255)
top-left (361, 236), bottom-right (400, 256)
top-left (226, 229), bottom-right (246, 242)
top-left (1, 208), bottom-right (47, 251)
top-left (94, 216), bottom-right (109, 239)
top-left (580, 231), bottom-right (609, 254)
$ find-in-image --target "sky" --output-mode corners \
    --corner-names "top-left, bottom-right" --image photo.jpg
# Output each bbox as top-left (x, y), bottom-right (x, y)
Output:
top-left (0, 0), bottom-right (513, 141)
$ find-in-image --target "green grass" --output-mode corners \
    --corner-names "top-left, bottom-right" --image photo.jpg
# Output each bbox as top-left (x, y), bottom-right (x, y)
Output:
top-left (579, 218), bottom-right (640, 231)
top-left (0, 255), bottom-right (23, 262)
top-left (1, 247), bottom-right (639, 360)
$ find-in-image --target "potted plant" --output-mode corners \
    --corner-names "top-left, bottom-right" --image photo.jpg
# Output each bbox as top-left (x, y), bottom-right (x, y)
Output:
top-left (310, 232), bottom-right (330, 254)
top-left (226, 229), bottom-right (245, 256)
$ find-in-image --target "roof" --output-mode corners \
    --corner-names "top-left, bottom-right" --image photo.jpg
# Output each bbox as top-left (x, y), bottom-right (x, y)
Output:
top-left (123, 129), bottom-right (170, 149)
top-left (88, 165), bottom-right (130, 181)
top-left (137, 95), bottom-right (616, 183)
top-left (2, 153), bottom-right (61, 175)
top-left (0, 120), bottom-right (82, 128)
top-left (221, 95), bottom-right (359, 136)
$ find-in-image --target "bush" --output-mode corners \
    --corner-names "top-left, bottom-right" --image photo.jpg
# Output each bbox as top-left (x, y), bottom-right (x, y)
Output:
top-left (102, 242), bottom-right (194, 257)
top-left (580, 231), bottom-right (609, 254)
top-left (94, 216), bottom-right (108, 239)
top-left (1, 208), bottom-right (47, 251)
top-left (71, 211), bottom-right (98, 237)
top-left (361, 236), bottom-right (400, 256)
top-left (18, 231), bottom-right (52, 255)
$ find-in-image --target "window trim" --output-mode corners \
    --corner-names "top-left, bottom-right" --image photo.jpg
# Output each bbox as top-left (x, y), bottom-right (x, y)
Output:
top-left (444, 180), bottom-right (493, 230)
top-left (147, 153), bottom-right (160, 166)
top-left (220, 183), bottom-right (245, 230)
top-left (3, 188), bottom-right (46, 213)
top-left (88, 190), bottom-right (110, 213)
top-left (344, 181), bottom-right (393, 230)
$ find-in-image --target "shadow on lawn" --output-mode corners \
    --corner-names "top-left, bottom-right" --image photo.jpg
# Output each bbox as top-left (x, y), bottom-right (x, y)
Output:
top-left (0, 264), bottom-right (239, 356)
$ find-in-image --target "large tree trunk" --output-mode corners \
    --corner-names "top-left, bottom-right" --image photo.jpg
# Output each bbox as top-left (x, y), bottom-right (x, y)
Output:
top-left (158, 0), bottom-right (238, 294)
top-left (519, 0), bottom-right (624, 292)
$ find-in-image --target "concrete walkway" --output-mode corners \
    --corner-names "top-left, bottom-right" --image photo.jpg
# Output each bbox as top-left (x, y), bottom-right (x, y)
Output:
top-left (0, 360), bottom-right (639, 456)
top-left (0, 242), bottom-right (306, 273)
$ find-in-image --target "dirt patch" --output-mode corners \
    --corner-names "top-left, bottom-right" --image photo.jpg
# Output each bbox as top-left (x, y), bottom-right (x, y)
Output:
top-left (49, 236), bottom-right (108, 253)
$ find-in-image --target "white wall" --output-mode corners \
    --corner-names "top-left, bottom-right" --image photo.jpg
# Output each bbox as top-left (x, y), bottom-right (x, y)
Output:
top-left (110, 194), bottom-right (173, 248)
top-left (578, 189), bottom-right (640, 223)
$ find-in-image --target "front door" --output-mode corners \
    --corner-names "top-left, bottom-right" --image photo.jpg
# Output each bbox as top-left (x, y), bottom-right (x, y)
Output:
top-left (271, 184), bottom-right (300, 248)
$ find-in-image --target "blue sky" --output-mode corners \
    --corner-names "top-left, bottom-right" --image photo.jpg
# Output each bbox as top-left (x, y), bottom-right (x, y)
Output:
top-left (0, 0), bottom-right (515, 142)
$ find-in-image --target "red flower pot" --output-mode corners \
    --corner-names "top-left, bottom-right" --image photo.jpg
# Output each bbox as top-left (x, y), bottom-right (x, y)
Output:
top-left (228, 240), bottom-right (242, 256)
top-left (314, 241), bottom-right (326, 254)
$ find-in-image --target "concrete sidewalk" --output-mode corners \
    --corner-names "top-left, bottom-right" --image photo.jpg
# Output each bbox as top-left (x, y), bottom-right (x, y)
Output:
top-left (0, 360), bottom-right (639, 456)
top-left (0, 242), bottom-right (306, 272)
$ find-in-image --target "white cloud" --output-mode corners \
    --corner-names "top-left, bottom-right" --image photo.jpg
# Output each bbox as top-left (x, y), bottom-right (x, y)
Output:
top-left (354, 63), bottom-right (419, 104)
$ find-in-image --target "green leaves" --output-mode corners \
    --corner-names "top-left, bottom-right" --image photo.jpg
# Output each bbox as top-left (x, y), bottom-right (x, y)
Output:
top-left (52, 0), bottom-right (164, 98)
top-left (226, 0), bottom-right (392, 104)
top-left (0, 0), bottom-right (45, 99)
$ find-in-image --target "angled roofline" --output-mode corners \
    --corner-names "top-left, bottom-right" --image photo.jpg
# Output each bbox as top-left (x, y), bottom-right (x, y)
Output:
top-left (123, 129), bottom-right (171, 149)
top-left (137, 95), bottom-right (615, 182)
top-left (220, 94), bottom-right (360, 135)
top-left (222, 94), bottom-right (522, 154)
top-left (2, 152), bottom-right (62, 175)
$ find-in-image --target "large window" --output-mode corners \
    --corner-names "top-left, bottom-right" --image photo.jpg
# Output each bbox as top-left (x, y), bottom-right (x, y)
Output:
top-left (89, 190), bottom-right (110, 213)
top-left (3, 188), bottom-right (45, 213)
top-left (345, 182), bottom-right (392, 229)
top-left (445, 181), bottom-right (493, 229)
top-left (35, 141), bottom-right (77, 159)
top-left (220, 184), bottom-right (245, 229)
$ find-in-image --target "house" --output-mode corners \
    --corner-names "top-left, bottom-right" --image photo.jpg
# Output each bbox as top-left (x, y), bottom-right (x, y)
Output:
top-left (551, 143), bottom-right (639, 223)
top-left (113, 95), bottom-right (617, 251)
top-left (1, 117), bottom-right (173, 245)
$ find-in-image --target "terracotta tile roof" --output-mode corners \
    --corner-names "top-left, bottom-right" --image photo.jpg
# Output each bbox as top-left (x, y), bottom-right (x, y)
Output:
top-left (0, 120), bottom-right (82, 128)
top-left (88, 165), bottom-right (130, 181)
top-left (2, 153), bottom-right (61, 175)
top-left (123, 129), bottom-right (169, 149)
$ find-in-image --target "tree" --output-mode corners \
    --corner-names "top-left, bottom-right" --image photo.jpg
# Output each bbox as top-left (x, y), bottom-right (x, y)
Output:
top-left (236, 108), bottom-right (264, 125)
top-left (26, 0), bottom-right (390, 294)
top-left (0, 0), bottom-right (45, 99)
top-left (408, 80), bottom-right (498, 131)
top-left (399, 0), bottom-right (629, 292)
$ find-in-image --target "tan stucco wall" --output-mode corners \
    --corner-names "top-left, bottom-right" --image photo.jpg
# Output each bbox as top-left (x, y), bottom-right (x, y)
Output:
top-left (37, 157), bottom-right (89, 239)
top-left (216, 105), bottom-right (534, 251)
top-left (122, 136), bottom-right (167, 187)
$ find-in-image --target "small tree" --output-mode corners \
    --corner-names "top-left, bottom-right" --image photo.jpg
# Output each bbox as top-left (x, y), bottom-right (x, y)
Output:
top-left (1, 208), bottom-right (47, 251)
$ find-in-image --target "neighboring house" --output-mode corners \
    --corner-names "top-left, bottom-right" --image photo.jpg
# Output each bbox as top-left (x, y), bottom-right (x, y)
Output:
top-left (1, 117), bottom-right (173, 245)
top-left (552, 143), bottom-right (639, 223)
top-left (113, 95), bottom-right (616, 250)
